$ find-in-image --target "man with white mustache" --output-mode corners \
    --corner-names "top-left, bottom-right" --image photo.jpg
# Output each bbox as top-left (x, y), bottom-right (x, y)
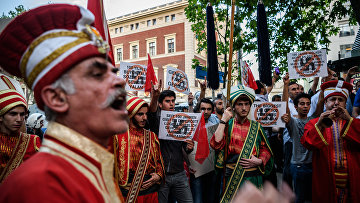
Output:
top-left (0, 4), bottom-right (128, 202)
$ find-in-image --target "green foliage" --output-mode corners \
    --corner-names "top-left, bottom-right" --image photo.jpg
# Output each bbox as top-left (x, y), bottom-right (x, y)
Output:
top-left (184, 0), bottom-right (356, 80)
top-left (1, 5), bottom-right (26, 19)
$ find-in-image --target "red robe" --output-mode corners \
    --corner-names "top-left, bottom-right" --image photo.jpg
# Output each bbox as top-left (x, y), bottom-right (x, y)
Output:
top-left (0, 122), bottom-right (123, 202)
top-left (0, 132), bottom-right (40, 183)
top-left (210, 118), bottom-right (272, 168)
top-left (111, 127), bottom-right (164, 202)
top-left (301, 117), bottom-right (360, 203)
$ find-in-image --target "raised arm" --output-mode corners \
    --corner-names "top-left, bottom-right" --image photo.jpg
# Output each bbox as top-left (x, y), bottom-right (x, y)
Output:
top-left (214, 107), bottom-right (233, 143)
top-left (282, 73), bottom-right (290, 115)
top-left (149, 79), bottom-right (162, 113)
top-left (198, 76), bottom-right (207, 102)
top-left (188, 92), bottom-right (194, 113)
top-left (313, 90), bottom-right (324, 117)
top-left (310, 77), bottom-right (319, 95)
top-left (345, 66), bottom-right (359, 83)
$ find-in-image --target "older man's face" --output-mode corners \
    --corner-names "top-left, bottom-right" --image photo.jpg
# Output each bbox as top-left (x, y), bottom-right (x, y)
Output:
top-left (325, 95), bottom-right (346, 111)
top-left (66, 57), bottom-right (128, 142)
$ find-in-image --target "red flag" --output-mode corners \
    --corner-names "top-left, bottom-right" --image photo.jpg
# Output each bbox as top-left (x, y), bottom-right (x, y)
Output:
top-left (193, 113), bottom-right (209, 164)
top-left (87, 0), bottom-right (115, 64)
top-left (241, 61), bottom-right (258, 90)
top-left (145, 54), bottom-right (158, 93)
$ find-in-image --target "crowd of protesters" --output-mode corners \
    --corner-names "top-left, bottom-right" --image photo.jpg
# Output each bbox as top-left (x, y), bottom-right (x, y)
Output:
top-left (0, 4), bottom-right (359, 203)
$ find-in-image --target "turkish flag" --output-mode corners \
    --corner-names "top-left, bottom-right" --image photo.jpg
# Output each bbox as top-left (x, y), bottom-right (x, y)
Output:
top-left (193, 113), bottom-right (209, 164)
top-left (145, 54), bottom-right (158, 93)
top-left (242, 61), bottom-right (258, 90)
top-left (87, 0), bottom-right (114, 64)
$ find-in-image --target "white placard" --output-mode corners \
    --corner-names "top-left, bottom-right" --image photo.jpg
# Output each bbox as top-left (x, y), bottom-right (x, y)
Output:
top-left (287, 49), bottom-right (327, 79)
top-left (119, 62), bottom-right (147, 91)
top-left (159, 111), bottom-right (201, 141)
top-left (165, 66), bottom-right (190, 95)
top-left (249, 102), bottom-right (286, 128)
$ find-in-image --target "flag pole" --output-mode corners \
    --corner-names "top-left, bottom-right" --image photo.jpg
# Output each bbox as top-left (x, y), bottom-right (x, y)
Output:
top-left (223, 0), bottom-right (236, 194)
top-left (226, 0), bottom-right (236, 104)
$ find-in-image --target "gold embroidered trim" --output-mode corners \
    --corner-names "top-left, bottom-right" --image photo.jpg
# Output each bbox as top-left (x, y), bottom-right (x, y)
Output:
top-left (221, 121), bottom-right (259, 203)
top-left (45, 122), bottom-right (120, 202)
top-left (118, 136), bottom-right (128, 186)
top-left (315, 123), bottom-right (328, 146)
top-left (342, 118), bottom-right (353, 138)
top-left (126, 130), bottom-right (151, 203)
top-left (26, 38), bottom-right (89, 87)
top-left (34, 136), bottom-right (40, 151)
top-left (0, 133), bottom-right (30, 183)
top-left (41, 139), bottom-right (109, 202)
top-left (20, 31), bottom-right (88, 77)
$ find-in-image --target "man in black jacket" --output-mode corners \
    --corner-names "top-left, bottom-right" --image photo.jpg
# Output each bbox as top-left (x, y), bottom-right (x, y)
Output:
top-left (147, 85), bottom-right (194, 203)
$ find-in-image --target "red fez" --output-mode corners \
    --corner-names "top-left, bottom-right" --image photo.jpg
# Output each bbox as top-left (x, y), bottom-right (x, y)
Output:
top-left (0, 4), bottom-right (112, 110)
top-left (321, 80), bottom-right (353, 100)
top-left (126, 97), bottom-right (148, 118)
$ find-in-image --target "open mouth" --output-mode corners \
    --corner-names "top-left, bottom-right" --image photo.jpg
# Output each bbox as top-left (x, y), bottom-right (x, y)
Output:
top-left (111, 94), bottom-right (126, 110)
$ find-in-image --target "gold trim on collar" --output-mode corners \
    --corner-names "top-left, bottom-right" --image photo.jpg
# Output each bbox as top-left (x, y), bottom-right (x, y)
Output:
top-left (45, 122), bottom-right (121, 202)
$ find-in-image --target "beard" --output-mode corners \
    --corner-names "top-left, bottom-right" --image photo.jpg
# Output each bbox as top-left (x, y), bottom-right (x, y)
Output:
top-left (216, 107), bottom-right (224, 115)
top-left (131, 117), bottom-right (146, 129)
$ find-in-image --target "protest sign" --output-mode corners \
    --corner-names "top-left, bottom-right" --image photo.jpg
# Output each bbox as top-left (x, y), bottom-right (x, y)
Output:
top-left (165, 66), bottom-right (190, 94)
top-left (351, 73), bottom-right (360, 90)
top-left (287, 49), bottom-right (327, 79)
top-left (249, 102), bottom-right (286, 128)
top-left (159, 111), bottom-right (201, 141)
top-left (119, 62), bottom-right (147, 91)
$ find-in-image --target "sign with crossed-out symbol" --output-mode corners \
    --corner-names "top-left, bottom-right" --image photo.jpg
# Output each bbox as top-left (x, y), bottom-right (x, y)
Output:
top-left (158, 111), bottom-right (201, 141)
top-left (165, 66), bottom-right (190, 95)
top-left (249, 102), bottom-right (286, 128)
top-left (287, 49), bottom-right (327, 79)
top-left (119, 62), bottom-right (147, 91)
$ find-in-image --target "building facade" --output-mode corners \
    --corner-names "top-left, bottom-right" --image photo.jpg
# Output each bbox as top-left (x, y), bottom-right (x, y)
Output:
top-left (108, 0), bottom-right (207, 103)
top-left (328, 18), bottom-right (359, 62)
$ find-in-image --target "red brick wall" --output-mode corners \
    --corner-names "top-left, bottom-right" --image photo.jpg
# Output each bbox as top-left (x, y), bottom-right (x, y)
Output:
top-left (111, 23), bottom-right (185, 60)
top-left (194, 56), bottom-right (206, 67)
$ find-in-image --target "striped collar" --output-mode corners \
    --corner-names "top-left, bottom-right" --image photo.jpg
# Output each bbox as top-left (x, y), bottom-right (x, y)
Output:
top-left (40, 122), bottom-right (121, 203)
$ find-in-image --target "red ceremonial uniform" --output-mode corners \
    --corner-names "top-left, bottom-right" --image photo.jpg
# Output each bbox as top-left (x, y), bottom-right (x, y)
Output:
top-left (210, 118), bottom-right (272, 167)
top-left (111, 126), bottom-right (164, 203)
top-left (0, 133), bottom-right (40, 182)
top-left (0, 122), bottom-right (123, 202)
top-left (301, 117), bottom-right (360, 203)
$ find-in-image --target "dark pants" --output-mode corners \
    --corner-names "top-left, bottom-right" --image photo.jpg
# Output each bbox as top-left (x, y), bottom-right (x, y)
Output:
top-left (190, 171), bottom-right (216, 203)
top-left (283, 141), bottom-right (293, 189)
top-left (290, 163), bottom-right (312, 203)
top-left (268, 135), bottom-right (283, 172)
top-left (158, 171), bottom-right (193, 203)
top-left (213, 168), bottom-right (223, 203)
